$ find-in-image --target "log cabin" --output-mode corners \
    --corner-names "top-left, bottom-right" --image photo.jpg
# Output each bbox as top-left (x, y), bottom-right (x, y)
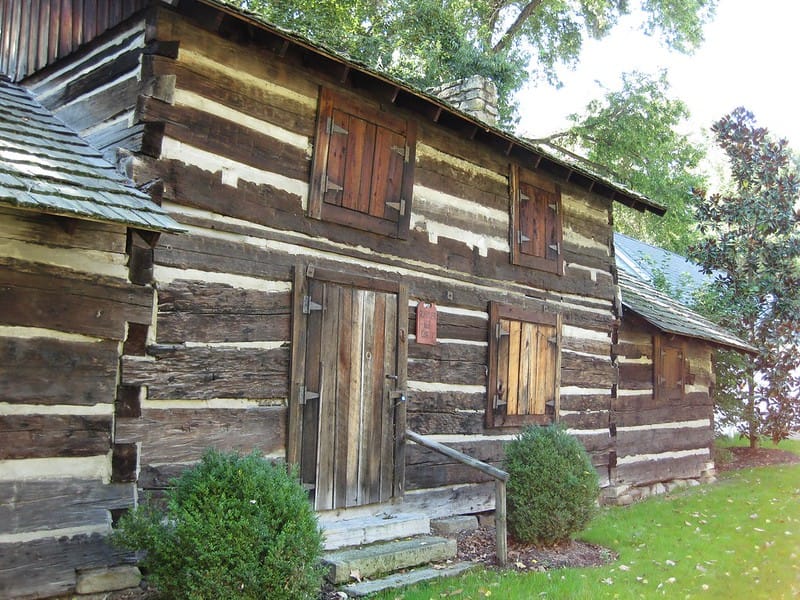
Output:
top-left (0, 0), bottom-right (754, 597)
top-left (0, 76), bottom-right (183, 597)
top-left (610, 269), bottom-right (756, 504)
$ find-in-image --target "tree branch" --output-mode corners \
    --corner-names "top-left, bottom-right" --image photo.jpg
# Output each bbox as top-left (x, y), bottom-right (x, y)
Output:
top-left (492, 0), bottom-right (544, 54)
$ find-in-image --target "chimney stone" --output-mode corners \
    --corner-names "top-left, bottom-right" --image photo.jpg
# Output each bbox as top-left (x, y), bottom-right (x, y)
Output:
top-left (428, 75), bottom-right (498, 126)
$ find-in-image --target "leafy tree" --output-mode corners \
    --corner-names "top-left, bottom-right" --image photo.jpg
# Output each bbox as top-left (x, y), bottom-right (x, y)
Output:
top-left (537, 70), bottom-right (706, 254)
top-left (230, 0), bottom-right (717, 125)
top-left (691, 108), bottom-right (800, 446)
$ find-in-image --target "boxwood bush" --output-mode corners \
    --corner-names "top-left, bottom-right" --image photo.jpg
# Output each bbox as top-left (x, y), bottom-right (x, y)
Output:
top-left (504, 425), bottom-right (599, 546)
top-left (113, 449), bottom-right (324, 599)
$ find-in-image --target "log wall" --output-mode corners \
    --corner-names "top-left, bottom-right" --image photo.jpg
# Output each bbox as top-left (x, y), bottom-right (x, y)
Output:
top-left (609, 313), bottom-right (716, 503)
top-left (21, 6), bottom-right (619, 520)
top-left (0, 208), bottom-right (140, 598)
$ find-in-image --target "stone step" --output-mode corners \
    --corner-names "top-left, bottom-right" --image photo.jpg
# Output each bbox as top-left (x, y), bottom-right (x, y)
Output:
top-left (320, 512), bottom-right (430, 550)
top-left (323, 535), bottom-right (457, 584)
top-left (341, 562), bottom-right (476, 597)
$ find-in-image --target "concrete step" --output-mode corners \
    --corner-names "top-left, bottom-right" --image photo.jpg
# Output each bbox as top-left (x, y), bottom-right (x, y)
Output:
top-left (323, 535), bottom-right (457, 584)
top-left (320, 512), bottom-right (430, 550)
top-left (341, 561), bottom-right (476, 597)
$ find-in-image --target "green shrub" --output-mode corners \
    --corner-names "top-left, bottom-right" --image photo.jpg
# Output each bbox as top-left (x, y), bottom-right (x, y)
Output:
top-left (113, 449), bottom-right (324, 599)
top-left (504, 425), bottom-right (599, 546)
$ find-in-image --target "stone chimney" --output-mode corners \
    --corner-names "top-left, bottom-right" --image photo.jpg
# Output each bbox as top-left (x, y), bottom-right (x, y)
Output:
top-left (428, 75), bottom-right (499, 126)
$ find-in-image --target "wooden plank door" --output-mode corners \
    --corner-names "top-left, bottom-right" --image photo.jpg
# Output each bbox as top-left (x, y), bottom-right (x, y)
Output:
top-left (297, 274), bottom-right (406, 510)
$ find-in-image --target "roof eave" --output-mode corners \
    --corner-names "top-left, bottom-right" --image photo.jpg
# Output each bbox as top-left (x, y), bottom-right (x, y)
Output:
top-left (189, 0), bottom-right (666, 215)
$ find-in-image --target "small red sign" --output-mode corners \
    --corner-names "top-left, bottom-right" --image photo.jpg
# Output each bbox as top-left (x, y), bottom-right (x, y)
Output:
top-left (416, 302), bottom-right (438, 345)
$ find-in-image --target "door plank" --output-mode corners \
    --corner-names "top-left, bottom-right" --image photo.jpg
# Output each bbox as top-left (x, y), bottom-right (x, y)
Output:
top-left (333, 285), bottom-right (353, 509)
top-left (518, 322), bottom-right (533, 415)
top-left (300, 280), bottom-right (324, 491)
top-left (345, 287), bottom-right (365, 507)
top-left (505, 319), bottom-right (520, 415)
top-left (316, 284), bottom-right (341, 510)
top-left (357, 290), bottom-right (378, 505)
top-left (380, 292), bottom-right (398, 500)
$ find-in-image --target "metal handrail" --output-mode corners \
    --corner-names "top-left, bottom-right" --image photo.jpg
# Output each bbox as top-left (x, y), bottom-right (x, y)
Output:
top-left (405, 429), bottom-right (508, 566)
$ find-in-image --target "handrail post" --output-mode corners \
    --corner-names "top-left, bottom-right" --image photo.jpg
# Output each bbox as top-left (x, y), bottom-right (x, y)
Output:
top-left (405, 429), bottom-right (508, 567)
top-left (495, 478), bottom-right (507, 566)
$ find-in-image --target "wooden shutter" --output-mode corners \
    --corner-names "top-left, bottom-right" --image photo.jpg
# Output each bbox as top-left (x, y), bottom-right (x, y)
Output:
top-left (510, 164), bottom-right (563, 275)
top-left (487, 303), bottom-right (561, 428)
top-left (655, 336), bottom-right (685, 402)
top-left (309, 87), bottom-right (416, 238)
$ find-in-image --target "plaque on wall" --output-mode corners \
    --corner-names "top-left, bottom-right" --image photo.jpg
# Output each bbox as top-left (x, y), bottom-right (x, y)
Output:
top-left (416, 302), bottom-right (438, 345)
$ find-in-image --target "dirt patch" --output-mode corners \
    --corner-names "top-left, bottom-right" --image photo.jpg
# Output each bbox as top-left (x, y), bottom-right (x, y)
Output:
top-left (456, 526), bottom-right (615, 571)
top-left (716, 446), bottom-right (800, 471)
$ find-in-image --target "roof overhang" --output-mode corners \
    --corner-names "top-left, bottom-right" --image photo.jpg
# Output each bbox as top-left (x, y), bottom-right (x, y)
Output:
top-left (183, 0), bottom-right (666, 215)
top-left (618, 271), bottom-right (757, 355)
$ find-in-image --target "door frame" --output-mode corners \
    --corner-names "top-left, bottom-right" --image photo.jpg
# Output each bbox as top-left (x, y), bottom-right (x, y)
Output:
top-left (287, 264), bottom-right (408, 503)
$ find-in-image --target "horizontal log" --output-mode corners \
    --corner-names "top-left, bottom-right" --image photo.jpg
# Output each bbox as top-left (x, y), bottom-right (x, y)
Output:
top-left (0, 337), bottom-right (118, 405)
top-left (138, 96), bottom-right (310, 181)
top-left (0, 480), bottom-right (133, 535)
top-left (0, 257), bottom-right (152, 340)
top-left (614, 390), bottom-right (712, 414)
top-left (157, 312), bottom-right (291, 344)
top-left (163, 56), bottom-right (316, 137)
top-left (116, 406), bottom-right (287, 464)
top-left (402, 481), bottom-right (496, 519)
top-left (405, 431), bottom-right (507, 491)
top-left (158, 280), bottom-right (292, 313)
top-left (408, 311), bottom-right (488, 343)
top-left (562, 337), bottom-right (611, 357)
top-left (560, 394), bottom-right (612, 413)
top-left (613, 402), bottom-right (713, 428)
top-left (0, 207), bottom-right (126, 253)
top-left (0, 415), bottom-right (111, 459)
top-left (122, 346), bottom-right (290, 400)
top-left (617, 426), bottom-right (713, 458)
top-left (0, 534), bottom-right (131, 600)
top-left (407, 411), bottom-right (484, 436)
top-left (154, 232), bottom-right (294, 281)
top-left (560, 411), bottom-right (609, 430)
top-left (561, 354), bottom-right (616, 388)
top-left (408, 340), bottom-right (487, 362)
top-left (614, 453), bottom-right (711, 487)
top-left (618, 362), bottom-right (654, 389)
top-left (407, 391), bottom-right (485, 412)
top-left (407, 358), bottom-right (485, 386)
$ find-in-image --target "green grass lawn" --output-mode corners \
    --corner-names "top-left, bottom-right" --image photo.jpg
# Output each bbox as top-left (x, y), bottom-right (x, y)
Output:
top-left (374, 438), bottom-right (800, 599)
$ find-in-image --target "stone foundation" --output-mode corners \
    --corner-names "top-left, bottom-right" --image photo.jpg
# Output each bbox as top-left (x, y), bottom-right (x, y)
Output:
top-left (601, 468), bottom-right (717, 506)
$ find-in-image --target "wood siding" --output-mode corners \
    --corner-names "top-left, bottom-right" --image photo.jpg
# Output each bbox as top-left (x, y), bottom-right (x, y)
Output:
top-left (0, 208), bottom-right (143, 598)
top-left (0, 0), bottom-right (149, 82)
top-left (0, 6), bottom-right (617, 509)
top-left (612, 313), bottom-right (715, 491)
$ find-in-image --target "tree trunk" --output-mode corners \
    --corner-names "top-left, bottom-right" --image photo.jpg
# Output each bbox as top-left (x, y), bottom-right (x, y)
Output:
top-left (746, 371), bottom-right (758, 449)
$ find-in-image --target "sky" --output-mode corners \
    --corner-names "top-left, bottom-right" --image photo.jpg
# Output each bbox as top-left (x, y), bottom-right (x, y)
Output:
top-left (516, 0), bottom-right (800, 149)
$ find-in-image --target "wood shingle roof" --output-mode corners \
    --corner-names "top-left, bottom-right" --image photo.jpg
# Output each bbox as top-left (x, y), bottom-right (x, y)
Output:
top-left (618, 269), bottom-right (756, 354)
top-left (0, 78), bottom-right (184, 233)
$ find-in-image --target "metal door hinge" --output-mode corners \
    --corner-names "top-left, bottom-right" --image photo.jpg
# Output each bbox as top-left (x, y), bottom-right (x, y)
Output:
top-left (302, 295), bottom-right (322, 314)
top-left (300, 386), bottom-right (320, 405)
top-left (327, 118), bottom-right (348, 135)
top-left (325, 177), bottom-right (343, 193)
top-left (386, 198), bottom-right (406, 215)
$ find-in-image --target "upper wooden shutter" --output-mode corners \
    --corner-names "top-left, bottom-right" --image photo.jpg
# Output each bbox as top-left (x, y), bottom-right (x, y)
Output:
top-left (487, 303), bottom-right (562, 428)
top-left (309, 87), bottom-right (416, 238)
top-left (510, 164), bottom-right (563, 275)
